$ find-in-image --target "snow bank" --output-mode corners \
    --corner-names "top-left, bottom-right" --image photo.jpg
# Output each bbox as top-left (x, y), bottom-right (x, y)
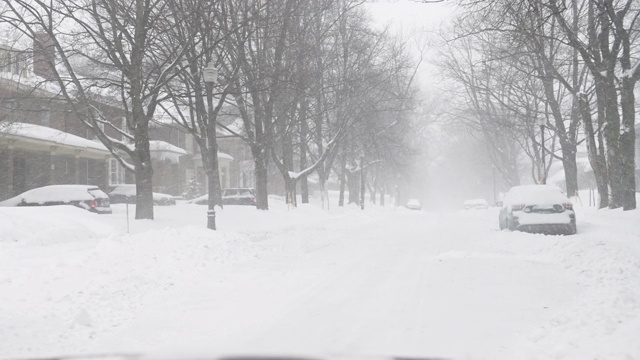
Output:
top-left (0, 206), bottom-right (115, 245)
top-left (504, 207), bottom-right (640, 360)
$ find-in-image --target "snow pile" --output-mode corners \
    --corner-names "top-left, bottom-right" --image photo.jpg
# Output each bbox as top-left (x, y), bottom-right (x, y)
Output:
top-left (0, 206), bottom-right (114, 245)
top-left (508, 208), bottom-right (640, 360)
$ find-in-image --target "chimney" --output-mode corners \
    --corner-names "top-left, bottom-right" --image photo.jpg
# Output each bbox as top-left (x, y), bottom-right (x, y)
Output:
top-left (33, 32), bottom-right (55, 80)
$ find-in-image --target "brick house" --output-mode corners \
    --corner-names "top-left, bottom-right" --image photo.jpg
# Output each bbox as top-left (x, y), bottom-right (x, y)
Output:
top-left (0, 36), bottom-right (131, 201)
top-left (0, 33), bottom-right (247, 202)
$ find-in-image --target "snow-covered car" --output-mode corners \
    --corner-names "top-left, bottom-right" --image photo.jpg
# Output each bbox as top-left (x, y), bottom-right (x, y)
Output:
top-left (108, 184), bottom-right (176, 206)
top-left (0, 185), bottom-right (112, 214)
top-left (463, 198), bottom-right (489, 209)
top-left (406, 198), bottom-right (422, 210)
top-left (188, 188), bottom-right (257, 206)
top-left (499, 185), bottom-right (576, 235)
top-left (188, 193), bottom-right (209, 205)
top-left (223, 188), bottom-right (256, 205)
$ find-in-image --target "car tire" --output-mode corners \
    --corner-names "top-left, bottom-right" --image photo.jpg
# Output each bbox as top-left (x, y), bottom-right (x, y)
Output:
top-left (507, 216), bottom-right (517, 231)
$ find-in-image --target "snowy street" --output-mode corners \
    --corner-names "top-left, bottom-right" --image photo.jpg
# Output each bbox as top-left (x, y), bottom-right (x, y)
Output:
top-left (1, 202), bottom-right (640, 360)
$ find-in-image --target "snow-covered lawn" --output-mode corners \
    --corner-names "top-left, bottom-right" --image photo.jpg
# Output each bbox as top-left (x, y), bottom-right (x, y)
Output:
top-left (1, 200), bottom-right (639, 360)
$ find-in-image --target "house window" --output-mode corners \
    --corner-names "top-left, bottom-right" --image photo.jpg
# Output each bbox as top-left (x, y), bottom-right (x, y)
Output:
top-left (13, 52), bottom-right (22, 74)
top-left (109, 158), bottom-right (125, 185)
top-left (0, 50), bottom-right (11, 73)
top-left (0, 50), bottom-right (27, 75)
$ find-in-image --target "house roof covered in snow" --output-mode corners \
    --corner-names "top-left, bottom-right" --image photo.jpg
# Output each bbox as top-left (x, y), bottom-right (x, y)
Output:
top-left (149, 140), bottom-right (187, 155)
top-left (0, 122), bottom-right (110, 159)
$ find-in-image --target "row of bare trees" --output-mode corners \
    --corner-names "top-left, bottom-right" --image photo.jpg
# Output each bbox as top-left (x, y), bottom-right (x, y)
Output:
top-left (440, 0), bottom-right (638, 210)
top-left (1, 0), bottom-right (422, 220)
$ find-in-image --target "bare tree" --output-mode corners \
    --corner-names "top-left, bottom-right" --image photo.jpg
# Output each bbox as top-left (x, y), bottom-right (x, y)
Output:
top-left (1, 0), bottom-right (199, 219)
top-left (548, 0), bottom-right (638, 210)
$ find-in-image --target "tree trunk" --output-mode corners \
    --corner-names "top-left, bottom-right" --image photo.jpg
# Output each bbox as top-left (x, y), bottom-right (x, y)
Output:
top-left (285, 176), bottom-right (297, 208)
top-left (348, 169), bottom-right (360, 205)
top-left (319, 174), bottom-right (327, 209)
top-left (540, 67), bottom-right (579, 197)
top-left (299, 96), bottom-right (310, 204)
top-left (579, 94), bottom-right (609, 208)
top-left (338, 155), bottom-right (346, 207)
top-left (360, 157), bottom-right (365, 210)
top-left (602, 77), bottom-right (624, 209)
top-left (282, 121), bottom-right (295, 207)
top-left (254, 149), bottom-right (269, 210)
top-left (134, 121), bottom-right (154, 220)
top-left (561, 145), bottom-right (579, 197)
top-left (369, 184), bottom-right (376, 204)
top-left (620, 77), bottom-right (637, 210)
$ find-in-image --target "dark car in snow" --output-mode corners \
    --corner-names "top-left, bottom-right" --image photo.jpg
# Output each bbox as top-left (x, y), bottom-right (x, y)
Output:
top-left (0, 185), bottom-right (112, 214)
top-left (499, 185), bottom-right (576, 235)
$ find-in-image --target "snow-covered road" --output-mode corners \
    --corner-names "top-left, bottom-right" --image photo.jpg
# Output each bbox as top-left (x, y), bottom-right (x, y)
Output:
top-left (1, 202), bottom-right (639, 359)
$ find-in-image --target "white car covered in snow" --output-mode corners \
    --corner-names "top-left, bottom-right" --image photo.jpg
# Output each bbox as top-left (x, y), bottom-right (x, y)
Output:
top-left (108, 184), bottom-right (176, 206)
top-left (499, 185), bottom-right (576, 235)
top-left (406, 198), bottom-right (422, 210)
top-left (463, 198), bottom-right (489, 210)
top-left (0, 185), bottom-right (112, 214)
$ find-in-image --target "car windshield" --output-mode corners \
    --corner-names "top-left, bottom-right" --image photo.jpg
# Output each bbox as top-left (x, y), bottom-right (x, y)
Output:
top-left (88, 188), bottom-right (107, 199)
top-left (1, 2), bottom-right (639, 360)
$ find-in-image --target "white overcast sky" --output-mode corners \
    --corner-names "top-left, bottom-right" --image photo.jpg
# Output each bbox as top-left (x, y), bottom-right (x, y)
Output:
top-left (366, 0), bottom-right (457, 92)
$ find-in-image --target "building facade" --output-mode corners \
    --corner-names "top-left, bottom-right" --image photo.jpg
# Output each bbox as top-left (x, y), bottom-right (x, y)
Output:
top-left (1, 34), bottom-right (247, 202)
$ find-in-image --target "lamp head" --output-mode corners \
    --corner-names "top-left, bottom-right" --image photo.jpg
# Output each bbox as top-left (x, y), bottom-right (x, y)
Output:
top-left (203, 63), bottom-right (218, 83)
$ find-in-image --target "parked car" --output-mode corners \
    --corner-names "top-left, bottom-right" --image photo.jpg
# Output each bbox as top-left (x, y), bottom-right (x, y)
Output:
top-left (223, 188), bottom-right (256, 205)
top-left (463, 198), bottom-right (489, 210)
top-left (0, 185), bottom-right (112, 214)
top-left (108, 184), bottom-right (176, 205)
top-left (189, 188), bottom-right (257, 206)
top-left (406, 198), bottom-right (422, 210)
top-left (188, 193), bottom-right (209, 205)
top-left (499, 185), bottom-right (576, 235)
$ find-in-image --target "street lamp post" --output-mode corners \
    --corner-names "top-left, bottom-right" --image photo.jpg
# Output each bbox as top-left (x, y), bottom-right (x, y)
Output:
top-left (204, 62), bottom-right (219, 230)
top-left (538, 117), bottom-right (546, 184)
